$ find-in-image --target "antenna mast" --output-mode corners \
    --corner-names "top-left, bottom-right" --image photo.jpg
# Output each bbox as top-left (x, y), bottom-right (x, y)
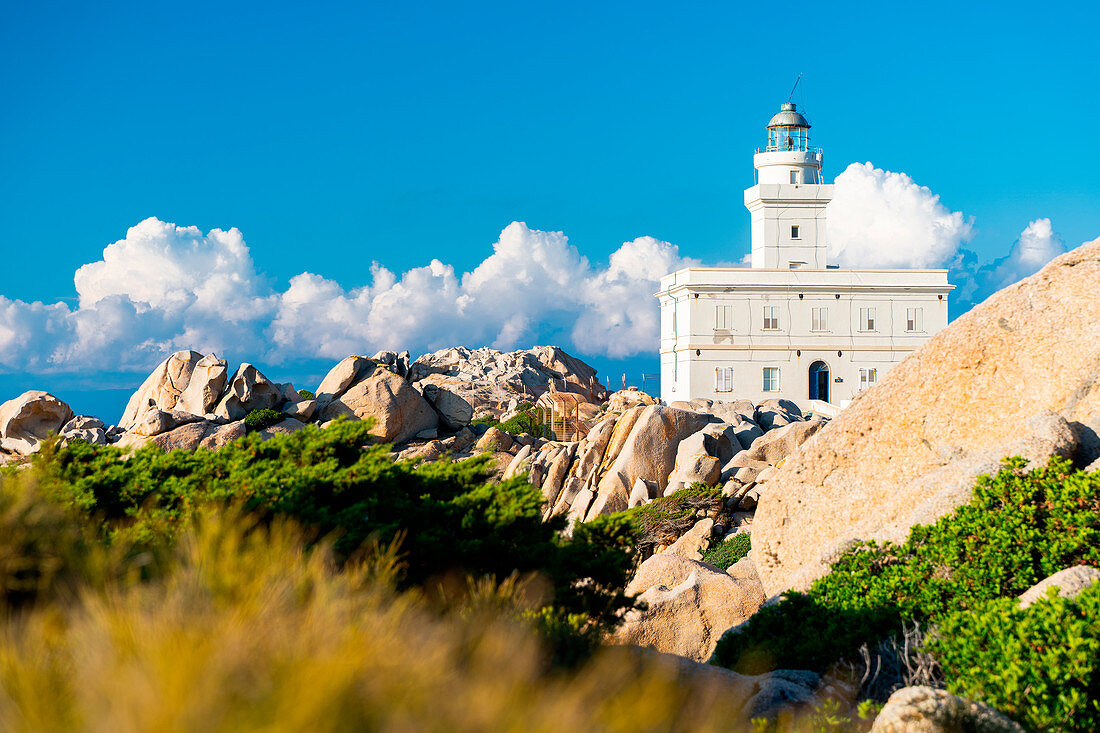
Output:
top-left (787, 74), bottom-right (802, 104)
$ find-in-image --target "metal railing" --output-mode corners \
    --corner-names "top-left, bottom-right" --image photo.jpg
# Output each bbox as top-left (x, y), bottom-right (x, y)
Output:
top-left (755, 146), bottom-right (824, 155)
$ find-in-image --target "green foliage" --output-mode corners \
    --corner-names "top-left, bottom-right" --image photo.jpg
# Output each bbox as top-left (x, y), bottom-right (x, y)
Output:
top-left (928, 584), bottom-right (1100, 731)
top-left (28, 419), bottom-right (639, 658)
top-left (243, 408), bottom-right (285, 431)
top-left (498, 408), bottom-right (553, 439)
top-left (712, 457), bottom-right (1100, 679)
top-left (297, 389), bottom-right (315, 400)
top-left (612, 482), bottom-right (723, 554)
top-left (702, 532), bottom-right (751, 570)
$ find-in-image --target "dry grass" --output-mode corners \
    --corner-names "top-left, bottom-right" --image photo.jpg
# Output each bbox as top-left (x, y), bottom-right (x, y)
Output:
top-left (0, 479), bottom-right (757, 732)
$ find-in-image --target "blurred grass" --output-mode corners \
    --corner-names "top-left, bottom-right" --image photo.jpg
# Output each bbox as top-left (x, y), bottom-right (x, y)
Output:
top-left (0, 471), bottom-right (760, 732)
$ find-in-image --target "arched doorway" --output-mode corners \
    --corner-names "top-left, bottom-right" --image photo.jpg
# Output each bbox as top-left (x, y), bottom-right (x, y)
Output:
top-left (808, 361), bottom-right (830, 402)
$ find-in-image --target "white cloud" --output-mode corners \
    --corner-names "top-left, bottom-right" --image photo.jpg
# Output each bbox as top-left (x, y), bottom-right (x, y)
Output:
top-left (950, 217), bottom-right (1067, 310)
top-left (827, 162), bottom-right (974, 268)
top-left (0, 218), bottom-right (695, 373)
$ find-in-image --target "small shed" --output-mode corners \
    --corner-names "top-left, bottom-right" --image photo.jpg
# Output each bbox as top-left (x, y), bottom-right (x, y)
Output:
top-left (534, 389), bottom-right (589, 442)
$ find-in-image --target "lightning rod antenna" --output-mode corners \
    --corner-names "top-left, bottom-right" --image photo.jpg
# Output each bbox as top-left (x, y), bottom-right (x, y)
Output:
top-left (787, 74), bottom-right (802, 104)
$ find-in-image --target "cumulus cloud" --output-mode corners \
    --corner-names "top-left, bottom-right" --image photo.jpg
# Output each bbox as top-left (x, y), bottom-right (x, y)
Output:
top-left (949, 217), bottom-right (1067, 311)
top-left (827, 162), bottom-right (974, 268)
top-left (0, 218), bottom-right (696, 373)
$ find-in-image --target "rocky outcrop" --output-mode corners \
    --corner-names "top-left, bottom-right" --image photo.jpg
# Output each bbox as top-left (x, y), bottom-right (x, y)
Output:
top-left (0, 391), bottom-right (75, 455)
top-left (586, 406), bottom-right (712, 519)
top-left (752, 239), bottom-right (1100, 597)
top-left (1018, 565), bottom-right (1100, 609)
top-left (60, 416), bottom-right (108, 446)
top-left (612, 553), bottom-right (765, 662)
top-left (871, 686), bottom-right (1023, 732)
top-left (408, 345), bottom-right (607, 416)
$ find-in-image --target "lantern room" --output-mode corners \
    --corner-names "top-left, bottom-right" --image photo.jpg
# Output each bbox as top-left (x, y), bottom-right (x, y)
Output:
top-left (766, 102), bottom-right (811, 151)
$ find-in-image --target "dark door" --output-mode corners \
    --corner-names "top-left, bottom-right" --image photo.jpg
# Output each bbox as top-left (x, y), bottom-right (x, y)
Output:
top-left (808, 361), bottom-right (829, 402)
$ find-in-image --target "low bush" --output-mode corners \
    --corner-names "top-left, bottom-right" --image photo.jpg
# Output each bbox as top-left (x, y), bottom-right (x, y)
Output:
top-left (243, 408), bottom-right (284, 431)
top-left (702, 533), bottom-right (751, 570)
top-left (713, 457), bottom-right (1100, 676)
top-left (297, 389), bottom-right (315, 400)
top-left (711, 457), bottom-right (1100, 728)
top-left (928, 584), bottom-right (1100, 731)
top-left (612, 483), bottom-right (724, 554)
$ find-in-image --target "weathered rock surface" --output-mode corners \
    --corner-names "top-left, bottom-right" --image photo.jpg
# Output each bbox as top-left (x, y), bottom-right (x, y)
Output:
top-left (408, 345), bottom-right (607, 415)
top-left (753, 239), bottom-right (1100, 596)
top-left (420, 383), bottom-right (474, 430)
top-left (1018, 565), bottom-right (1100, 609)
top-left (871, 686), bottom-right (1023, 732)
top-left (316, 356), bottom-right (376, 403)
top-left (606, 388), bottom-right (658, 413)
top-left (586, 406), bottom-right (712, 520)
top-left (0, 391), bottom-right (75, 455)
top-left (662, 518), bottom-right (714, 560)
top-left (475, 426), bottom-right (513, 453)
top-left (60, 415), bottom-right (108, 446)
top-left (148, 420), bottom-right (247, 452)
top-left (133, 408), bottom-right (205, 437)
top-left (319, 370), bottom-right (437, 444)
top-left (214, 363), bottom-right (284, 421)
top-left (175, 354), bottom-right (229, 416)
top-left (613, 553), bottom-right (765, 662)
top-left (120, 350), bottom-right (202, 430)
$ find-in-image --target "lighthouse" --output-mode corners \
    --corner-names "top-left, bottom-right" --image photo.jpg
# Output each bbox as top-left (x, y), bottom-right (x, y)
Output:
top-left (745, 102), bottom-right (832, 269)
top-left (656, 99), bottom-right (953, 411)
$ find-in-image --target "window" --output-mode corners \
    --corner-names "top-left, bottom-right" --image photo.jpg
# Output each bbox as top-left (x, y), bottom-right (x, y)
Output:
top-left (906, 307), bottom-right (924, 332)
top-left (715, 304), bottom-right (734, 330)
top-left (811, 307), bottom-right (827, 331)
top-left (859, 307), bottom-right (877, 331)
top-left (715, 366), bottom-right (733, 393)
top-left (859, 368), bottom-right (878, 391)
top-left (762, 367), bottom-right (780, 392)
top-left (790, 170), bottom-right (799, 184)
top-left (763, 305), bottom-right (780, 330)
top-left (791, 225), bottom-right (800, 239)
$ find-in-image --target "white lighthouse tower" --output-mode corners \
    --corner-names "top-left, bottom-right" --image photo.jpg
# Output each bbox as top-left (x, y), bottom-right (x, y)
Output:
top-left (745, 103), bottom-right (832, 269)
top-left (657, 99), bottom-right (953, 410)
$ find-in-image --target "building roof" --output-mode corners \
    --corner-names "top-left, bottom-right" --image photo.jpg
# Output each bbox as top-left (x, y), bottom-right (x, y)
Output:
top-left (767, 102), bottom-right (810, 129)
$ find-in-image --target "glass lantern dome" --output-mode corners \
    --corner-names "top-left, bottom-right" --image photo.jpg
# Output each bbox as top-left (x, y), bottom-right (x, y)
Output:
top-left (765, 102), bottom-right (811, 152)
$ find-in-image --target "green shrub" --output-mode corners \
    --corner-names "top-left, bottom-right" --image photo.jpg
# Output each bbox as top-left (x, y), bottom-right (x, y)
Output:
top-left (702, 533), bottom-right (751, 570)
top-left (243, 408), bottom-right (284, 431)
top-left (612, 483), bottom-right (723, 554)
top-left (929, 583), bottom-right (1100, 731)
top-left (712, 457), bottom-right (1100, 677)
top-left (297, 389), bottom-right (315, 400)
top-left (498, 409), bottom-right (553, 439)
top-left (28, 420), bottom-right (638, 660)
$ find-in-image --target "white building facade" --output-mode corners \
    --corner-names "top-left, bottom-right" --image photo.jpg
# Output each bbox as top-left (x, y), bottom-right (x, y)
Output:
top-left (658, 102), bottom-right (953, 410)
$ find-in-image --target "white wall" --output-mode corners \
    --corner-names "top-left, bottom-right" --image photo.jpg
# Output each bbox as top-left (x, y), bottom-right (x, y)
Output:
top-left (657, 268), bottom-right (952, 408)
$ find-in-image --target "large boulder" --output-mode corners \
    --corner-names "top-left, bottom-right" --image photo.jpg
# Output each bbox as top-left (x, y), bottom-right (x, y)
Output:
top-left (175, 354), bottom-right (229, 416)
top-left (319, 369), bottom-right (438, 444)
top-left (753, 239), bottom-right (1100, 597)
top-left (738, 419), bottom-right (825, 465)
top-left (613, 553), bottom-right (766, 662)
top-left (150, 420), bottom-right (247, 451)
top-left (0, 391), bottom-right (75, 455)
top-left (60, 415), bottom-right (107, 446)
top-left (213, 363), bottom-right (284, 421)
top-left (315, 356), bottom-right (376, 403)
top-left (1018, 565), bottom-right (1100, 609)
top-left (132, 408), bottom-right (204, 437)
top-left (871, 686), bottom-right (1023, 733)
top-left (420, 383), bottom-right (474, 430)
top-left (754, 399), bottom-right (803, 431)
top-left (120, 350), bottom-right (203, 430)
top-left (585, 406), bottom-right (711, 519)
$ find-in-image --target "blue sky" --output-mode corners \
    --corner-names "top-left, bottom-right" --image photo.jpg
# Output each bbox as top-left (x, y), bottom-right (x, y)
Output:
top-left (1, 0), bottom-right (1098, 420)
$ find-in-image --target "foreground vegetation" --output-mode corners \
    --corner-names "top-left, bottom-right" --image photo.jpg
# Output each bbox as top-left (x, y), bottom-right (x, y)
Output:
top-left (0, 423), bottom-right (780, 730)
top-left (713, 457), bottom-right (1100, 730)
